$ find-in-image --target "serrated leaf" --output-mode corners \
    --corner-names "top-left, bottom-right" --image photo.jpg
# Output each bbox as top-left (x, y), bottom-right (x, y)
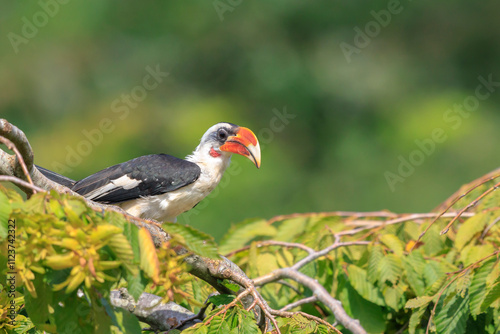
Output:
top-left (108, 233), bottom-right (138, 276)
top-left (207, 315), bottom-right (230, 334)
top-left (380, 234), bottom-right (404, 256)
top-left (367, 245), bottom-right (384, 284)
top-left (434, 293), bottom-right (469, 334)
top-left (126, 272), bottom-right (145, 301)
top-left (274, 217), bottom-right (308, 242)
top-left (461, 244), bottom-right (496, 267)
top-left (235, 308), bottom-right (259, 334)
top-left (138, 228), bottom-right (160, 284)
top-left (481, 281), bottom-right (500, 312)
top-left (405, 296), bottom-right (433, 309)
top-left (455, 271), bottom-right (471, 297)
top-left (455, 213), bottom-right (489, 250)
top-left (469, 258), bottom-right (496, 317)
top-left (378, 254), bottom-right (403, 284)
top-left (423, 261), bottom-right (443, 289)
top-left (347, 265), bottom-right (385, 306)
top-left (403, 250), bottom-right (427, 296)
top-left (422, 226), bottom-right (445, 256)
top-left (163, 222), bottom-right (219, 259)
top-left (408, 306), bottom-right (427, 334)
top-left (219, 219), bottom-right (277, 254)
top-left (209, 294), bottom-right (235, 306)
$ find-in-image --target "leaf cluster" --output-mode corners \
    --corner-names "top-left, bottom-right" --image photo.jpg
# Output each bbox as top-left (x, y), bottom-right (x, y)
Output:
top-left (0, 186), bottom-right (192, 334)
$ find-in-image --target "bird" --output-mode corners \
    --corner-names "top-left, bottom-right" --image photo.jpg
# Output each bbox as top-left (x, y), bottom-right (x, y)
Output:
top-left (37, 122), bottom-right (260, 222)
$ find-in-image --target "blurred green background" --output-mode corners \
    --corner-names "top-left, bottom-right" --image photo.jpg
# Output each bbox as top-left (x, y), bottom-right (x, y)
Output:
top-left (2, 1), bottom-right (500, 240)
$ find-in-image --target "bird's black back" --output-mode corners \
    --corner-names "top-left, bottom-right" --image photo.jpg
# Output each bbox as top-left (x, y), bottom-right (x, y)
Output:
top-left (71, 154), bottom-right (201, 203)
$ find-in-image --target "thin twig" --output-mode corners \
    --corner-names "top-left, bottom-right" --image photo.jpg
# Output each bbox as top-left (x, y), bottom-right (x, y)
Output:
top-left (480, 215), bottom-right (500, 240)
top-left (267, 210), bottom-right (398, 225)
top-left (225, 240), bottom-right (315, 258)
top-left (417, 173), bottom-right (500, 242)
top-left (440, 181), bottom-right (500, 235)
top-left (279, 296), bottom-right (318, 312)
top-left (0, 175), bottom-right (46, 193)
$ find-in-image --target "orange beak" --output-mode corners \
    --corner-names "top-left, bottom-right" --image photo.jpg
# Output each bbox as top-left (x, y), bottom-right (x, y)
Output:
top-left (220, 127), bottom-right (261, 168)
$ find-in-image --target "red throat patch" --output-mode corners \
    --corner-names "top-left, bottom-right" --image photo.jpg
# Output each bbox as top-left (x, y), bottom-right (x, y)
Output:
top-left (210, 147), bottom-right (222, 157)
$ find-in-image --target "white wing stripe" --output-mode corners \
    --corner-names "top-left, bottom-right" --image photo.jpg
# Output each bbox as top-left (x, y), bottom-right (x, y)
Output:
top-left (85, 175), bottom-right (142, 200)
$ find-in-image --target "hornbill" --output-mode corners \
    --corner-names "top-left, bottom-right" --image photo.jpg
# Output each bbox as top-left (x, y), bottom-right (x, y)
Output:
top-left (38, 123), bottom-right (260, 222)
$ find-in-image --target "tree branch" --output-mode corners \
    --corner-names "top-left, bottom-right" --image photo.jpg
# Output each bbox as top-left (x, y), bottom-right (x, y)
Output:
top-left (110, 288), bottom-right (200, 331)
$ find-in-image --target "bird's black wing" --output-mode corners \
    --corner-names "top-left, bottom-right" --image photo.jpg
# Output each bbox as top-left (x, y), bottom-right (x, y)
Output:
top-left (36, 165), bottom-right (76, 188)
top-left (71, 154), bottom-right (201, 204)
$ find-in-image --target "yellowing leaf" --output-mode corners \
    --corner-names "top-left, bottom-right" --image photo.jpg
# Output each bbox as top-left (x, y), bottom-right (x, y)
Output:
top-left (405, 296), bottom-right (433, 309)
top-left (139, 228), bottom-right (160, 284)
top-left (454, 212), bottom-right (489, 250)
top-left (380, 234), bottom-right (404, 256)
top-left (44, 253), bottom-right (77, 270)
top-left (65, 270), bottom-right (86, 293)
top-left (90, 225), bottom-right (123, 242)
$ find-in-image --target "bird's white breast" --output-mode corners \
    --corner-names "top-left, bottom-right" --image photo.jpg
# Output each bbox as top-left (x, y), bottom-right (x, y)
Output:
top-left (117, 152), bottom-right (230, 222)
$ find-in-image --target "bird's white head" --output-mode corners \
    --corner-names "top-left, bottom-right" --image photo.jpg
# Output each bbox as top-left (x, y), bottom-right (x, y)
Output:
top-left (190, 122), bottom-right (261, 169)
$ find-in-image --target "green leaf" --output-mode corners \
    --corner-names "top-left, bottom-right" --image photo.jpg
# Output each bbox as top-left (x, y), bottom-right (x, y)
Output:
top-left (469, 258), bottom-right (496, 317)
top-left (219, 279), bottom-right (240, 293)
top-left (53, 293), bottom-right (92, 334)
top-left (383, 285), bottom-right (405, 310)
top-left (405, 296), bottom-right (433, 309)
top-left (423, 261), bottom-right (445, 293)
top-left (108, 233), bottom-right (138, 276)
top-left (219, 219), bottom-right (277, 254)
top-left (379, 234), bottom-right (404, 256)
top-left (235, 308), bottom-right (259, 334)
top-left (403, 251), bottom-right (427, 296)
top-left (207, 315), bottom-right (230, 334)
top-left (24, 275), bottom-right (52, 326)
top-left (481, 281), bottom-right (500, 312)
top-left (408, 306), bottom-right (427, 334)
top-left (455, 213), bottom-right (489, 250)
top-left (126, 272), bottom-right (146, 301)
top-left (422, 227), bottom-right (445, 256)
top-left (434, 293), bottom-right (469, 334)
top-left (274, 217), bottom-right (308, 242)
top-left (347, 265), bottom-right (385, 306)
top-left (163, 222), bottom-right (219, 259)
top-left (0, 190), bottom-right (12, 239)
top-left (367, 245), bottom-right (384, 284)
top-left (209, 294), bottom-right (235, 306)
top-left (455, 271), bottom-right (471, 297)
top-left (111, 308), bottom-right (142, 334)
top-left (346, 283), bottom-right (386, 334)
top-left (378, 254), bottom-right (403, 284)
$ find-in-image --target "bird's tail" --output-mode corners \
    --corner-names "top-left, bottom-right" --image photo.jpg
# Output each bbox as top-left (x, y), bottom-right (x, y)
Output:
top-left (36, 166), bottom-right (76, 188)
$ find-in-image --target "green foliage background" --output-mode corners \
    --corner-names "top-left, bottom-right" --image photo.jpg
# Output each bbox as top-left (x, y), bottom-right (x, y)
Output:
top-left (0, 178), bottom-right (499, 333)
top-left (2, 1), bottom-right (500, 240)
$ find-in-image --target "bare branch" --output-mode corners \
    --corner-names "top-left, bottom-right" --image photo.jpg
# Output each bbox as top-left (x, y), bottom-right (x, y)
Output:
top-left (0, 119), bottom-right (34, 174)
top-left (279, 296), bottom-right (318, 312)
top-left (225, 240), bottom-right (315, 258)
top-left (0, 136), bottom-right (33, 186)
top-left (110, 288), bottom-right (200, 331)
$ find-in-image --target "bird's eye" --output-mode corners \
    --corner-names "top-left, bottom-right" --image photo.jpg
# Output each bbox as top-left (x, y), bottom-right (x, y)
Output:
top-left (217, 129), bottom-right (228, 141)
